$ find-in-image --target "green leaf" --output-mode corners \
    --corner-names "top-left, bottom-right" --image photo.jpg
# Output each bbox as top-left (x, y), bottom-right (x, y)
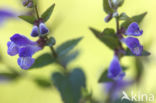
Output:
top-left (18, 15), bottom-right (36, 24)
top-left (89, 27), bottom-right (120, 50)
top-left (103, 0), bottom-right (114, 14)
top-left (98, 70), bottom-right (113, 83)
top-left (121, 12), bottom-right (147, 28)
top-left (34, 78), bottom-right (52, 88)
top-left (56, 37), bottom-right (83, 57)
top-left (119, 12), bottom-right (129, 20)
top-left (0, 72), bottom-right (19, 81)
top-left (59, 51), bottom-right (80, 67)
top-left (125, 48), bottom-right (150, 56)
top-left (52, 68), bottom-right (86, 103)
top-left (30, 53), bottom-right (56, 69)
top-left (41, 4), bottom-right (55, 22)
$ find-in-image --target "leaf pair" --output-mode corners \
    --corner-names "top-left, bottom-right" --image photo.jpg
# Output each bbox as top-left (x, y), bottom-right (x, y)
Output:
top-left (52, 68), bottom-right (86, 103)
top-left (90, 28), bottom-right (120, 50)
top-left (19, 4), bottom-right (55, 24)
top-left (31, 37), bottom-right (82, 69)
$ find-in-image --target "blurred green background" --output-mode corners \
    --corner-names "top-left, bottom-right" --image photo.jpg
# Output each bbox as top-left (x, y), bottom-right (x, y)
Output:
top-left (0, 0), bottom-right (156, 103)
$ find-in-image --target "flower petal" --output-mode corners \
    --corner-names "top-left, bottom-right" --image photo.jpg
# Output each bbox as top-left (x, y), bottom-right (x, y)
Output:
top-left (17, 57), bottom-right (35, 70)
top-left (7, 41), bottom-right (19, 56)
top-left (31, 25), bottom-right (39, 37)
top-left (19, 45), bottom-right (41, 57)
top-left (10, 34), bottom-right (36, 46)
top-left (108, 56), bottom-right (125, 80)
top-left (125, 22), bottom-right (143, 36)
top-left (39, 23), bottom-right (49, 35)
top-left (122, 37), bottom-right (143, 56)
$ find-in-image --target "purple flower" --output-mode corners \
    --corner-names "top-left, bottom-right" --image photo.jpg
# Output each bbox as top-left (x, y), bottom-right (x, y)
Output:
top-left (39, 23), bottom-right (49, 35)
top-left (22, 0), bottom-right (33, 8)
top-left (31, 22), bottom-right (49, 37)
top-left (125, 22), bottom-right (143, 36)
top-left (7, 34), bottom-right (41, 69)
top-left (122, 37), bottom-right (143, 56)
top-left (31, 25), bottom-right (39, 37)
top-left (0, 9), bottom-right (16, 25)
top-left (104, 79), bottom-right (133, 100)
top-left (107, 55), bottom-right (125, 80)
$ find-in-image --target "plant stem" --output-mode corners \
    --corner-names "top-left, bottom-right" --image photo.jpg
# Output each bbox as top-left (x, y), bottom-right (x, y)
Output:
top-left (50, 46), bottom-right (58, 58)
top-left (34, 5), bottom-right (40, 20)
top-left (116, 17), bottom-right (120, 34)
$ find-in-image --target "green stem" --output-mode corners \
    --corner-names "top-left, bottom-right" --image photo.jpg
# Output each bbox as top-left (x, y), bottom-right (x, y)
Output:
top-left (116, 17), bottom-right (120, 34)
top-left (34, 5), bottom-right (40, 20)
top-left (50, 46), bottom-right (58, 58)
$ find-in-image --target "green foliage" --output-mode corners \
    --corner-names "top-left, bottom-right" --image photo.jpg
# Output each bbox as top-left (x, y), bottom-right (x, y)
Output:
top-left (98, 70), bottom-right (113, 83)
top-left (121, 12), bottom-right (147, 28)
top-left (41, 4), bottom-right (55, 22)
top-left (59, 51), bottom-right (80, 67)
top-left (125, 48), bottom-right (150, 56)
top-left (90, 28), bottom-right (120, 50)
top-left (56, 37), bottom-right (83, 57)
top-left (103, 0), bottom-right (114, 14)
top-left (34, 78), bottom-right (52, 88)
top-left (0, 72), bottom-right (19, 81)
top-left (119, 13), bottom-right (129, 20)
top-left (18, 15), bottom-right (36, 24)
top-left (31, 53), bottom-right (55, 69)
top-left (52, 68), bottom-right (86, 103)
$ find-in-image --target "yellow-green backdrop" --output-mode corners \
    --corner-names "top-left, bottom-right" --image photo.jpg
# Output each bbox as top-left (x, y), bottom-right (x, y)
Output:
top-left (0, 0), bottom-right (156, 103)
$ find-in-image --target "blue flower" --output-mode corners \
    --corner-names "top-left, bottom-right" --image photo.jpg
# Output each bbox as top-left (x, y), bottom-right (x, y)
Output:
top-left (31, 22), bottom-right (49, 37)
top-left (22, 0), bottom-right (33, 8)
top-left (125, 22), bottom-right (143, 36)
top-left (122, 37), bottom-right (143, 56)
top-left (121, 22), bottom-right (144, 56)
top-left (107, 55), bottom-right (125, 80)
top-left (39, 23), bottom-right (49, 35)
top-left (7, 34), bottom-right (41, 69)
top-left (104, 79), bottom-right (133, 100)
top-left (0, 9), bottom-right (16, 25)
top-left (31, 25), bottom-right (39, 37)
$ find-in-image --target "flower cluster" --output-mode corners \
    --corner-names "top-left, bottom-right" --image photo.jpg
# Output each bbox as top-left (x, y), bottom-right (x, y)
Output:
top-left (107, 22), bottom-right (143, 80)
top-left (31, 19), bottom-right (49, 37)
top-left (7, 34), bottom-right (42, 69)
top-left (121, 22), bottom-right (143, 56)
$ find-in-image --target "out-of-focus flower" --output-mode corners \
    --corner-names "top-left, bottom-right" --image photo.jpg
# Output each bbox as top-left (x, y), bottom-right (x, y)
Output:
top-left (107, 55), bottom-right (125, 80)
top-left (125, 22), bottom-right (143, 36)
top-left (22, 0), bottom-right (33, 8)
top-left (0, 8), bottom-right (16, 25)
top-left (7, 34), bottom-right (42, 69)
top-left (104, 79), bottom-right (133, 100)
top-left (122, 37), bottom-right (143, 56)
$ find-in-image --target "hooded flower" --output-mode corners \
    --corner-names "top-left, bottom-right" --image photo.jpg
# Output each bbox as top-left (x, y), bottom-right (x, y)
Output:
top-left (7, 34), bottom-right (41, 69)
top-left (107, 55), bottom-right (125, 80)
top-left (121, 22), bottom-right (144, 56)
top-left (125, 22), bottom-right (143, 36)
top-left (122, 37), bottom-right (143, 56)
top-left (31, 22), bottom-right (49, 37)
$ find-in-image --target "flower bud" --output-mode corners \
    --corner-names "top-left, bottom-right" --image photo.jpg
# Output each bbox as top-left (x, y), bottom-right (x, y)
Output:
top-left (39, 23), bottom-right (49, 35)
top-left (109, 0), bottom-right (124, 9)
